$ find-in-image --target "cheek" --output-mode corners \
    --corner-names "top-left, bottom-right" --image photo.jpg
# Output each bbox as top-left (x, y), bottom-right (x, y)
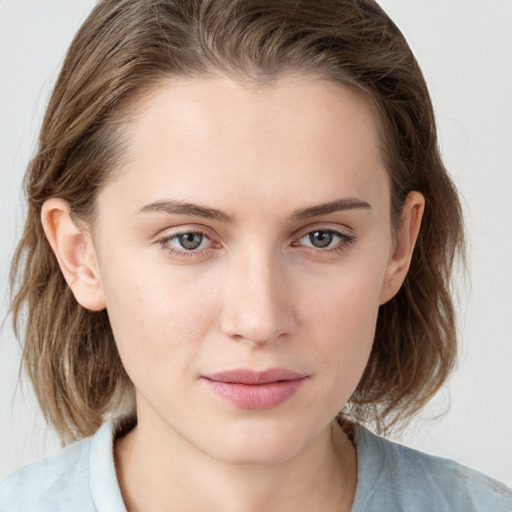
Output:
top-left (98, 256), bottom-right (221, 379)
top-left (299, 259), bottom-right (385, 387)
top-left (303, 256), bottom-right (385, 337)
top-left (97, 230), bottom-right (388, 398)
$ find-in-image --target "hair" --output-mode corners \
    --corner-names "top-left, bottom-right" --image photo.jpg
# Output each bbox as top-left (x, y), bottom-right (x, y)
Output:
top-left (10, 0), bottom-right (464, 443)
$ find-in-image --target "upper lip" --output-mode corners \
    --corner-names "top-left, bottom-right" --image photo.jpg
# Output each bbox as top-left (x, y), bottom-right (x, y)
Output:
top-left (203, 368), bottom-right (306, 385)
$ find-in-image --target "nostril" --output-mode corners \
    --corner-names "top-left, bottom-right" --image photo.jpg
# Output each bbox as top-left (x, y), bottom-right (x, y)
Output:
top-left (220, 308), bottom-right (292, 347)
top-left (219, 261), bottom-right (297, 345)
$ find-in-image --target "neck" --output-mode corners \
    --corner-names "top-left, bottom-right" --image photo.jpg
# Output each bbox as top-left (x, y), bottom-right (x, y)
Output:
top-left (115, 414), bottom-right (357, 512)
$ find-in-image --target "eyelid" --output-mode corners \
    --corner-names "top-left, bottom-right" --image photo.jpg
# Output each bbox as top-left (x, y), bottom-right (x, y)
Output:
top-left (153, 223), bottom-right (356, 258)
top-left (291, 224), bottom-right (357, 253)
top-left (155, 225), bottom-right (222, 255)
top-left (292, 222), bottom-right (355, 241)
top-left (155, 224), bottom-right (219, 242)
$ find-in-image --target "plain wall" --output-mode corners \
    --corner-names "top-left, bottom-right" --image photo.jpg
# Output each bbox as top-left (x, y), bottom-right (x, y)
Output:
top-left (1, 0), bottom-right (511, 486)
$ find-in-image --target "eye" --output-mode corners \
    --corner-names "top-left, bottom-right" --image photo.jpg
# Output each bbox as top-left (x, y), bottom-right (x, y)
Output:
top-left (157, 229), bottom-right (218, 256)
top-left (304, 230), bottom-right (336, 248)
top-left (294, 228), bottom-right (355, 251)
top-left (174, 232), bottom-right (208, 250)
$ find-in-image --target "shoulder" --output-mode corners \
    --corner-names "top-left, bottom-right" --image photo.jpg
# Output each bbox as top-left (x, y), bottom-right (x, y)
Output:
top-left (0, 420), bottom-right (127, 512)
top-left (353, 426), bottom-right (512, 512)
top-left (0, 435), bottom-right (95, 512)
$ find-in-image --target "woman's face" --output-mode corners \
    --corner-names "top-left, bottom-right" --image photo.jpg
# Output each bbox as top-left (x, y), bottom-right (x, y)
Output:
top-left (87, 74), bottom-right (414, 465)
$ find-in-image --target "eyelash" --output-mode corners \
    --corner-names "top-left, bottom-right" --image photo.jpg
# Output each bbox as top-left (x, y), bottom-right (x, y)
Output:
top-left (156, 229), bottom-right (218, 259)
top-left (292, 229), bottom-right (356, 255)
top-left (156, 227), bottom-right (356, 259)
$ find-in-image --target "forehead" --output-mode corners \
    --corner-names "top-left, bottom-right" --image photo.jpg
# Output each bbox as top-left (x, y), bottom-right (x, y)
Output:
top-left (125, 73), bottom-right (380, 158)
top-left (101, 73), bottom-right (388, 217)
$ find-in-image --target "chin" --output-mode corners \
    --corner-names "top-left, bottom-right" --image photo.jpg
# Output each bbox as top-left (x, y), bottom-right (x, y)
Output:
top-left (211, 440), bottom-right (303, 467)
top-left (198, 416), bottom-right (318, 467)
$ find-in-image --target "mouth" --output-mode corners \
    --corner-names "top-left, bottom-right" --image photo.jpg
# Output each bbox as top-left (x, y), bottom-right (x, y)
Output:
top-left (201, 368), bottom-right (307, 410)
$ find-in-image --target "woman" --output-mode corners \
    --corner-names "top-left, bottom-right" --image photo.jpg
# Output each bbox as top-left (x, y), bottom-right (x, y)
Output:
top-left (1, 0), bottom-right (511, 510)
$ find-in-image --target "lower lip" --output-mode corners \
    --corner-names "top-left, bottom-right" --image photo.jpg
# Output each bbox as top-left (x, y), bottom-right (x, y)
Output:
top-left (202, 378), bottom-right (306, 410)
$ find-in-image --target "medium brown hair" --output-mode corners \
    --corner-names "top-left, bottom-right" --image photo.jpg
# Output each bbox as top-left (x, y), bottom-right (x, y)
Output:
top-left (10, 0), bottom-right (464, 442)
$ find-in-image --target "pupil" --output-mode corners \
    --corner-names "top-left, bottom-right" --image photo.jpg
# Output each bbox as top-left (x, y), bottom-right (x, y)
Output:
top-left (310, 231), bottom-right (333, 248)
top-left (179, 233), bottom-right (203, 250)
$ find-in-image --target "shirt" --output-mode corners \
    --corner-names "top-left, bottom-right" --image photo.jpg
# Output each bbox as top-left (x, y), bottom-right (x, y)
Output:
top-left (1, 418), bottom-right (511, 511)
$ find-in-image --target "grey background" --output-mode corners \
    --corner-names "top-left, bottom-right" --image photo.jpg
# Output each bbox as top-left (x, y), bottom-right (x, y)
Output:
top-left (1, 0), bottom-right (511, 485)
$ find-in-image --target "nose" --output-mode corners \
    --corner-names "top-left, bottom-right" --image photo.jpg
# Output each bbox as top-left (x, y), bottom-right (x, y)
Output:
top-left (219, 247), bottom-right (297, 347)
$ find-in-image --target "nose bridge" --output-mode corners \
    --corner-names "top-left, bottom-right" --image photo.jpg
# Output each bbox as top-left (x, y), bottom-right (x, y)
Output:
top-left (220, 244), bottom-right (295, 345)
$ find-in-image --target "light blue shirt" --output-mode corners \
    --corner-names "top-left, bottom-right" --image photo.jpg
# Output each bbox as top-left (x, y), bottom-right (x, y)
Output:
top-left (1, 418), bottom-right (511, 511)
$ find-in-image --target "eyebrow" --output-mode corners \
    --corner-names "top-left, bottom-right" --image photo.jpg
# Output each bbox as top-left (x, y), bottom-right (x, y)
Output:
top-left (136, 196), bottom-right (371, 222)
top-left (137, 199), bottom-right (233, 222)
top-left (291, 197), bottom-right (372, 220)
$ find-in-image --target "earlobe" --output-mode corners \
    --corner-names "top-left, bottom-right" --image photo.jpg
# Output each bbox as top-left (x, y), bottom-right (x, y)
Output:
top-left (41, 198), bottom-right (106, 311)
top-left (379, 191), bottom-right (425, 305)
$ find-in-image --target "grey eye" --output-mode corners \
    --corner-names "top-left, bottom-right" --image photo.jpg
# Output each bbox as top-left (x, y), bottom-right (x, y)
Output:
top-left (297, 229), bottom-right (354, 251)
top-left (308, 230), bottom-right (334, 248)
top-left (177, 232), bottom-right (204, 250)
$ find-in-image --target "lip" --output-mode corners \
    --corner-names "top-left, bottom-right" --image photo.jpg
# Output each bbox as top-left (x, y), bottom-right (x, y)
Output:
top-left (202, 368), bottom-right (307, 410)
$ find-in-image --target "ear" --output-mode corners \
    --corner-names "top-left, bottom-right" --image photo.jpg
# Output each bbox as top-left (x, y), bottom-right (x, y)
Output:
top-left (379, 191), bottom-right (425, 305)
top-left (41, 198), bottom-right (106, 311)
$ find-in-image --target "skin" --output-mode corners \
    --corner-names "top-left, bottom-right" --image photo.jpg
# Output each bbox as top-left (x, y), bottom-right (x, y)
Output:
top-left (42, 74), bottom-right (424, 512)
